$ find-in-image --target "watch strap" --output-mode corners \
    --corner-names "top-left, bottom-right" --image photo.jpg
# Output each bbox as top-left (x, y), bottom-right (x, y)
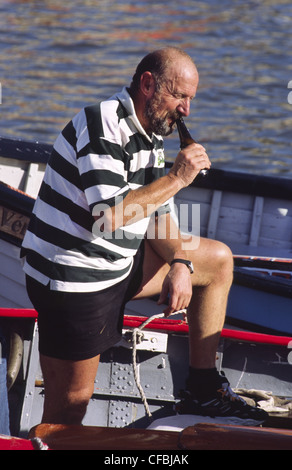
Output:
top-left (170, 258), bottom-right (193, 274)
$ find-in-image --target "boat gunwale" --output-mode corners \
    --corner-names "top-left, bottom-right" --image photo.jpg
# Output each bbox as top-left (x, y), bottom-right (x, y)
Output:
top-left (1, 308), bottom-right (291, 346)
top-left (0, 137), bottom-right (292, 201)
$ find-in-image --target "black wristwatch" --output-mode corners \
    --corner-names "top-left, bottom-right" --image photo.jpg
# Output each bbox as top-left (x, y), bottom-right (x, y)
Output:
top-left (170, 258), bottom-right (194, 274)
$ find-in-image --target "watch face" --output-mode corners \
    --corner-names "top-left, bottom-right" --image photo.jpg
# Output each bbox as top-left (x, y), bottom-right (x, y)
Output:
top-left (184, 260), bottom-right (193, 273)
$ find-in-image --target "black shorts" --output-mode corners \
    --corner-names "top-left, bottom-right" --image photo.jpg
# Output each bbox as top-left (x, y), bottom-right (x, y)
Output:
top-left (26, 245), bottom-right (144, 361)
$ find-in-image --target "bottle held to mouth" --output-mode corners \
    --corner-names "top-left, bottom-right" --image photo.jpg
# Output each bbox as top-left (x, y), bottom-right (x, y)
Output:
top-left (176, 117), bottom-right (208, 177)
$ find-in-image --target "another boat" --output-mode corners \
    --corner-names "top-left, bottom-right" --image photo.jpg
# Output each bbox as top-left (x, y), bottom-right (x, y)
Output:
top-left (0, 137), bottom-right (292, 450)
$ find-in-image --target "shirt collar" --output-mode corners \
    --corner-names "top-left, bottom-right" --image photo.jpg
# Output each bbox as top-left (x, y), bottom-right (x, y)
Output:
top-left (114, 87), bottom-right (157, 144)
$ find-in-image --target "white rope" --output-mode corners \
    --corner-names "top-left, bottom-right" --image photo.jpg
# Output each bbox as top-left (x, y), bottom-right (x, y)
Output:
top-left (131, 309), bottom-right (187, 419)
top-left (30, 437), bottom-right (49, 450)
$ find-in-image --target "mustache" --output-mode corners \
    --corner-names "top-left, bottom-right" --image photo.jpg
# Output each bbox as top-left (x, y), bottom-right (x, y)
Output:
top-left (169, 110), bottom-right (182, 122)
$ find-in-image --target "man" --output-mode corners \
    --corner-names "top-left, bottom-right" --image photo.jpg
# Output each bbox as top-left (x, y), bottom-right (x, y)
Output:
top-left (21, 47), bottom-right (267, 425)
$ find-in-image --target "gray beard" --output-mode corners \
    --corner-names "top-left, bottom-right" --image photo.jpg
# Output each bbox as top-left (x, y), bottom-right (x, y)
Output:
top-left (144, 94), bottom-right (179, 136)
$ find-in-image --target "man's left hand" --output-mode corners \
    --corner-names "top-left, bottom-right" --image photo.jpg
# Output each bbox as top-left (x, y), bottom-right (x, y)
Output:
top-left (157, 263), bottom-right (192, 316)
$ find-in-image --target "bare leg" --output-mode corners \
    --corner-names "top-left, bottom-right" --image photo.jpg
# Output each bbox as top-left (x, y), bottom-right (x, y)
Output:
top-left (40, 354), bottom-right (100, 425)
top-left (133, 237), bottom-right (269, 422)
top-left (185, 239), bottom-right (233, 369)
top-left (133, 237), bottom-right (233, 370)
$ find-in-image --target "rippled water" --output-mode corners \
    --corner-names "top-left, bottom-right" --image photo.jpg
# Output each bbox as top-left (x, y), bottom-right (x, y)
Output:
top-left (0, 0), bottom-right (292, 176)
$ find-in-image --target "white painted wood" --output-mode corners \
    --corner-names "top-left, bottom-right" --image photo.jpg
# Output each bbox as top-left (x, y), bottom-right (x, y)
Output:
top-left (0, 157), bottom-right (45, 197)
top-left (249, 196), bottom-right (264, 246)
top-left (207, 190), bottom-right (222, 239)
top-left (23, 162), bottom-right (44, 197)
top-left (0, 239), bottom-right (32, 308)
top-left (174, 186), bottom-right (292, 258)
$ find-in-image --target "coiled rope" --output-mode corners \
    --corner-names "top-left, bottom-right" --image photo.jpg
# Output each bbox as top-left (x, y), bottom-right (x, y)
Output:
top-left (131, 309), bottom-right (187, 419)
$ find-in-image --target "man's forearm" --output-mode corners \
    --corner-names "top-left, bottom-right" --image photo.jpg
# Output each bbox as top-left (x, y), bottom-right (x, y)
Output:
top-left (100, 172), bottom-right (183, 232)
top-left (94, 138), bottom-right (211, 232)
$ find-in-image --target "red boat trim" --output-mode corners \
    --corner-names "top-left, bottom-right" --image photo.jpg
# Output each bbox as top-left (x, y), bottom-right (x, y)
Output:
top-left (234, 255), bottom-right (292, 264)
top-left (0, 435), bottom-right (36, 450)
top-left (221, 328), bottom-right (292, 347)
top-left (123, 315), bottom-right (292, 347)
top-left (0, 308), bottom-right (291, 347)
top-left (233, 255), bottom-right (292, 272)
top-left (0, 308), bottom-right (37, 318)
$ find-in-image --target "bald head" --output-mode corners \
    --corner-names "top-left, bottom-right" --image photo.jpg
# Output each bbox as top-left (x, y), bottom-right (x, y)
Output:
top-left (130, 47), bottom-right (198, 94)
top-left (129, 48), bottom-right (199, 136)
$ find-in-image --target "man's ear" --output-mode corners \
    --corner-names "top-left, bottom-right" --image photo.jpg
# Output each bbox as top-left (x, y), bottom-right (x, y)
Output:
top-left (140, 71), bottom-right (155, 97)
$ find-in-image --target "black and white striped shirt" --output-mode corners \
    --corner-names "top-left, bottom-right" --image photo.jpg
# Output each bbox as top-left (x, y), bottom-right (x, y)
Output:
top-left (21, 87), bottom-right (170, 292)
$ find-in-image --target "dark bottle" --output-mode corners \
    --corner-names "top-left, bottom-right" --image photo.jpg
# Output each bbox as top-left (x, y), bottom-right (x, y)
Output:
top-left (176, 117), bottom-right (208, 177)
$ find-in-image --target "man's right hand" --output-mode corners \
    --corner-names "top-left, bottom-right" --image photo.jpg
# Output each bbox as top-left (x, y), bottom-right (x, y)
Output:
top-left (169, 142), bottom-right (211, 187)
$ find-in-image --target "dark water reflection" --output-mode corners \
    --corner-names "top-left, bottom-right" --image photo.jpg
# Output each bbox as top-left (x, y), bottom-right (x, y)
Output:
top-left (0, 0), bottom-right (292, 176)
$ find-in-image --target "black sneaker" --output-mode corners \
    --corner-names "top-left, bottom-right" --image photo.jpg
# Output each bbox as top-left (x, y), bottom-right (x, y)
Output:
top-left (175, 380), bottom-right (268, 426)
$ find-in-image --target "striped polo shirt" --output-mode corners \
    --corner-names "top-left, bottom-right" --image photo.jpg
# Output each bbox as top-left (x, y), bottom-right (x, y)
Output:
top-left (21, 87), bottom-right (170, 292)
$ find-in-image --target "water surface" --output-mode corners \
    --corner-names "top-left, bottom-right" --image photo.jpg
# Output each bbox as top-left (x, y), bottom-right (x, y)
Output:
top-left (0, 0), bottom-right (291, 176)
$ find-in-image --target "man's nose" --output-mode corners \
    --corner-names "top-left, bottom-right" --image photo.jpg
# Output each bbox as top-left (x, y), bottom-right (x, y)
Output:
top-left (177, 97), bottom-right (191, 116)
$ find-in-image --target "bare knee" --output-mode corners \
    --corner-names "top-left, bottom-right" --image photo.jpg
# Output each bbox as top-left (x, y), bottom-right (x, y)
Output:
top-left (62, 388), bottom-right (93, 425)
top-left (194, 239), bottom-right (233, 287)
top-left (211, 241), bottom-right (233, 284)
top-left (42, 385), bottom-right (93, 425)
top-left (40, 354), bottom-right (99, 425)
